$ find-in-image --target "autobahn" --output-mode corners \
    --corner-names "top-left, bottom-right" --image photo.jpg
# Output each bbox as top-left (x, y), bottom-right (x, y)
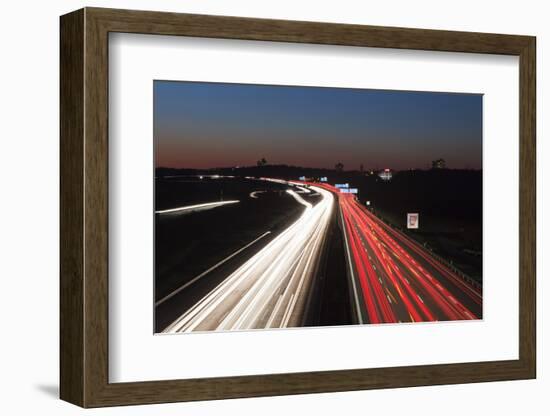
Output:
top-left (333, 185), bottom-right (482, 324)
top-left (159, 177), bottom-right (481, 333)
top-left (162, 183), bottom-right (335, 333)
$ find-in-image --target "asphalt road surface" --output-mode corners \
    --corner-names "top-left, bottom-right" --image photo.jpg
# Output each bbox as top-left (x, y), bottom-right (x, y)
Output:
top-left (334, 186), bottom-right (482, 324)
top-left (162, 182), bottom-right (334, 333)
top-left (156, 177), bottom-right (482, 333)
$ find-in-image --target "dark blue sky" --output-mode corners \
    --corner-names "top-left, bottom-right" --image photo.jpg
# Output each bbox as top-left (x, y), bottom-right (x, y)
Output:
top-left (154, 81), bottom-right (482, 170)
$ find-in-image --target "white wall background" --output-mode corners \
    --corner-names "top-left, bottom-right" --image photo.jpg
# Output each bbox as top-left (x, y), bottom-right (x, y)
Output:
top-left (0, 0), bottom-right (546, 414)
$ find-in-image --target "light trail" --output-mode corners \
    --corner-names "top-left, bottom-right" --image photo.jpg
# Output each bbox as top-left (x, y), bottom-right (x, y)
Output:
top-left (163, 184), bottom-right (335, 333)
top-left (249, 191), bottom-right (266, 199)
top-left (339, 209), bottom-right (365, 324)
top-left (155, 200), bottom-right (239, 215)
top-left (286, 189), bottom-right (312, 208)
top-left (155, 231), bottom-right (272, 307)
top-left (331, 184), bottom-right (481, 324)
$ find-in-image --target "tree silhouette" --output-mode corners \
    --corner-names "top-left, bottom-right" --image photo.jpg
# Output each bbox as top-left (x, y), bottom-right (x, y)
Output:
top-left (257, 157), bottom-right (267, 167)
top-left (335, 162), bottom-right (344, 172)
top-left (431, 158), bottom-right (446, 169)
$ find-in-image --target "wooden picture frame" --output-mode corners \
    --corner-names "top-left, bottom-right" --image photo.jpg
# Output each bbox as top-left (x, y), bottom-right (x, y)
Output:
top-left (60, 7), bottom-right (536, 408)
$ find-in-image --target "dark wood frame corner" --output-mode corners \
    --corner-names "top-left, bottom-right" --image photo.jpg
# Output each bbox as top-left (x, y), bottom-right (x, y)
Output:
top-left (60, 7), bottom-right (536, 408)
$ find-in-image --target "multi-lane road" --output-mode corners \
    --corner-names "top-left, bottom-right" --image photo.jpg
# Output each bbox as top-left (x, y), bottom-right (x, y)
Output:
top-left (335, 188), bottom-right (481, 324)
top-left (157, 177), bottom-right (481, 333)
top-left (162, 183), bottom-right (335, 333)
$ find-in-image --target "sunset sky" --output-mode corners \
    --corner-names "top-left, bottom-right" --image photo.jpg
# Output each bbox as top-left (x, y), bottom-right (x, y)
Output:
top-left (154, 80), bottom-right (482, 170)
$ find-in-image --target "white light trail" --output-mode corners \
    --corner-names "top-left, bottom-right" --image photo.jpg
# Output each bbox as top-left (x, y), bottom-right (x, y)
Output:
top-left (249, 191), bottom-right (266, 199)
top-left (286, 189), bottom-right (312, 209)
top-left (155, 200), bottom-right (239, 215)
top-left (163, 184), bottom-right (335, 333)
top-left (155, 231), bottom-right (272, 307)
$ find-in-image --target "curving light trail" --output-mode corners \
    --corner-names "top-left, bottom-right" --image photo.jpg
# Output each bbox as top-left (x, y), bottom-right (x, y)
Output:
top-left (163, 184), bottom-right (334, 333)
top-left (249, 191), bottom-right (266, 199)
top-left (332, 185), bottom-right (481, 324)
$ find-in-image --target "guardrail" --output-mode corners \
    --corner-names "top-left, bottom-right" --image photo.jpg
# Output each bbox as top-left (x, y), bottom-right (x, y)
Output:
top-left (370, 210), bottom-right (482, 292)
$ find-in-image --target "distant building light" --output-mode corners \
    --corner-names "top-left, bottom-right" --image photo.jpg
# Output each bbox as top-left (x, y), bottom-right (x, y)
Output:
top-left (378, 169), bottom-right (392, 181)
top-left (366, 201), bottom-right (371, 206)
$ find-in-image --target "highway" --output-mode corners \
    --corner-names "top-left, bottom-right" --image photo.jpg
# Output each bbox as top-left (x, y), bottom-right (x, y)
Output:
top-left (159, 177), bottom-right (481, 333)
top-left (163, 184), bottom-right (335, 333)
top-left (335, 187), bottom-right (482, 324)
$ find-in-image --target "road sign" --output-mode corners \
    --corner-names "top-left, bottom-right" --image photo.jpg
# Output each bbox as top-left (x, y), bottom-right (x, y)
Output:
top-left (407, 213), bottom-right (419, 229)
top-left (320, 177), bottom-right (328, 182)
top-left (335, 183), bottom-right (349, 189)
top-left (299, 176), bottom-right (306, 181)
top-left (340, 188), bottom-right (358, 194)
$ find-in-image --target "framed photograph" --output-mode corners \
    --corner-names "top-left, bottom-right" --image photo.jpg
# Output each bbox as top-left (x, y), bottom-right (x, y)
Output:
top-left (60, 7), bottom-right (536, 407)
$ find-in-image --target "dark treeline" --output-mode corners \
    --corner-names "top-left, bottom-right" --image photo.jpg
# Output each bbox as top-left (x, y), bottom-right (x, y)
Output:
top-left (156, 164), bottom-right (346, 179)
top-left (156, 165), bottom-right (482, 224)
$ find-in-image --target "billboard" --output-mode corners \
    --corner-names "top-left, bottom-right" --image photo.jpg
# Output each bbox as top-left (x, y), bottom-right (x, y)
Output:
top-left (407, 213), bottom-right (419, 229)
top-left (340, 188), bottom-right (358, 194)
top-left (320, 177), bottom-right (328, 182)
top-left (335, 183), bottom-right (349, 189)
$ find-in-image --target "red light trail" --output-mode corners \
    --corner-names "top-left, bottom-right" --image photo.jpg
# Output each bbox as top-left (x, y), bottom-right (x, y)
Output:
top-left (321, 183), bottom-right (481, 324)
